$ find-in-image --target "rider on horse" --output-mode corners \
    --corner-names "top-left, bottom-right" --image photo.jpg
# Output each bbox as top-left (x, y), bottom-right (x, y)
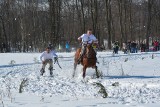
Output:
top-left (77, 29), bottom-right (98, 64)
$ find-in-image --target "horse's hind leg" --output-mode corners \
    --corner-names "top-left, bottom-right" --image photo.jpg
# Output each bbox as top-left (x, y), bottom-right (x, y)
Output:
top-left (82, 66), bottom-right (87, 78)
top-left (95, 66), bottom-right (100, 78)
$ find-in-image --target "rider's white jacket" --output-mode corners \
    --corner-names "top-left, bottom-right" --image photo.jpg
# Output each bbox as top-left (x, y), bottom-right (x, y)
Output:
top-left (78, 34), bottom-right (97, 44)
top-left (40, 50), bottom-right (57, 61)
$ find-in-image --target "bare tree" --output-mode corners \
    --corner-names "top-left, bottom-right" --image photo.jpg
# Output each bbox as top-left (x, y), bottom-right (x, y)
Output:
top-left (0, 0), bottom-right (159, 52)
top-left (105, 0), bottom-right (112, 49)
top-left (146, 0), bottom-right (154, 50)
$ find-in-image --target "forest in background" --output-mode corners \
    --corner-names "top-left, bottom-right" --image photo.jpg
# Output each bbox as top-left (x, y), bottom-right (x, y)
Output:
top-left (0, 0), bottom-right (159, 52)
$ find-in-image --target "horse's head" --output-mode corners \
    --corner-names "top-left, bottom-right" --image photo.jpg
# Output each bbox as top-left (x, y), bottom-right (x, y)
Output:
top-left (85, 44), bottom-right (96, 58)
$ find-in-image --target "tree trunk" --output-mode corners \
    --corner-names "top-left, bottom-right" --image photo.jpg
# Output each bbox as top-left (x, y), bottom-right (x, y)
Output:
top-left (118, 0), bottom-right (124, 47)
top-left (105, 0), bottom-right (112, 49)
top-left (80, 0), bottom-right (85, 32)
top-left (146, 0), bottom-right (154, 50)
top-left (129, 0), bottom-right (133, 40)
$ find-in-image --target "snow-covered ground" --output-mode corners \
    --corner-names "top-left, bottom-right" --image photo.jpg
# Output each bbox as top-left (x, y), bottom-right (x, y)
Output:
top-left (1, 51), bottom-right (160, 107)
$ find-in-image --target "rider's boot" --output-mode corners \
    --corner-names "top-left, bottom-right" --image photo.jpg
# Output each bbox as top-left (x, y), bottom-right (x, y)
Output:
top-left (77, 46), bottom-right (86, 64)
top-left (77, 54), bottom-right (82, 64)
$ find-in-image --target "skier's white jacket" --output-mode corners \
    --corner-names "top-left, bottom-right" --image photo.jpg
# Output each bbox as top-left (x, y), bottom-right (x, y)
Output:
top-left (40, 50), bottom-right (57, 61)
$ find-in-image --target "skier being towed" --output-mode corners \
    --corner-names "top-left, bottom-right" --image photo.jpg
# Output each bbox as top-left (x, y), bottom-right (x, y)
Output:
top-left (40, 46), bottom-right (58, 76)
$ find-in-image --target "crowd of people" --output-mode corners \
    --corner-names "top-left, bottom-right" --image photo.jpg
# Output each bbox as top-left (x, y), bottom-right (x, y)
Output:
top-left (112, 40), bottom-right (160, 54)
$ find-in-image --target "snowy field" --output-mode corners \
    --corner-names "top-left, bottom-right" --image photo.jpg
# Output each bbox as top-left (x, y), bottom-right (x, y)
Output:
top-left (1, 51), bottom-right (160, 107)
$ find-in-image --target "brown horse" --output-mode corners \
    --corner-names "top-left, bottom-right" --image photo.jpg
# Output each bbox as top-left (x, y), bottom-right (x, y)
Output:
top-left (73, 44), bottom-right (99, 78)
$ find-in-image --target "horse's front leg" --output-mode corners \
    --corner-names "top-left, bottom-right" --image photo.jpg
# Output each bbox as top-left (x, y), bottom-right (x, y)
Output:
top-left (72, 62), bottom-right (77, 78)
top-left (83, 66), bottom-right (87, 78)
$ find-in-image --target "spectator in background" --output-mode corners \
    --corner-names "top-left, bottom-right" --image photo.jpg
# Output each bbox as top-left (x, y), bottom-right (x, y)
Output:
top-left (122, 42), bottom-right (127, 54)
top-left (112, 41), bottom-right (119, 54)
top-left (127, 41), bottom-right (131, 53)
top-left (153, 40), bottom-right (159, 51)
top-left (140, 42), bottom-right (146, 52)
top-left (65, 41), bottom-right (70, 52)
top-left (131, 41), bottom-right (137, 53)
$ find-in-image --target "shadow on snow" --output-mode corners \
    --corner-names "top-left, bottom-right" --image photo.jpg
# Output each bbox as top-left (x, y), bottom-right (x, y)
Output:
top-left (105, 75), bottom-right (160, 79)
